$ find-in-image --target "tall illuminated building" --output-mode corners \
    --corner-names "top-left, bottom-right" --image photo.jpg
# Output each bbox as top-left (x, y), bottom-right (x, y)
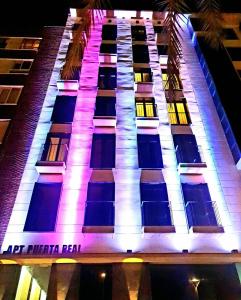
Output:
top-left (0, 8), bottom-right (240, 299)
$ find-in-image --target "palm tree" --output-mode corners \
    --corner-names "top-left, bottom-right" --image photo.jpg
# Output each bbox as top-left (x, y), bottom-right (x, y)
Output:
top-left (62, 0), bottom-right (223, 98)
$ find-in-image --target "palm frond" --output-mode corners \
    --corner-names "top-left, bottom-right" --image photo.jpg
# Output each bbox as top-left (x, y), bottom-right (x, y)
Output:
top-left (61, 0), bottom-right (108, 80)
top-left (161, 0), bottom-right (187, 101)
top-left (198, 0), bottom-right (223, 48)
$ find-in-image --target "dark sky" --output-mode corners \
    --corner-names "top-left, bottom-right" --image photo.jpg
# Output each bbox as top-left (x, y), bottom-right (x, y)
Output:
top-left (0, 0), bottom-right (240, 30)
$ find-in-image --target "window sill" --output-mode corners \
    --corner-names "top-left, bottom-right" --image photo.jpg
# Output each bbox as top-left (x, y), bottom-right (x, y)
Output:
top-left (57, 79), bottom-right (79, 91)
top-left (143, 225), bottom-right (175, 233)
top-left (35, 161), bottom-right (66, 174)
top-left (134, 82), bottom-right (153, 93)
top-left (189, 226), bottom-right (224, 233)
top-left (136, 117), bottom-right (159, 128)
top-left (82, 226), bottom-right (114, 233)
top-left (93, 116), bottom-right (116, 127)
top-left (178, 162), bottom-right (207, 174)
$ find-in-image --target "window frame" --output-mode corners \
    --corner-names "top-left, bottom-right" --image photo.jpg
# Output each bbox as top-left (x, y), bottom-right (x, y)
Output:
top-left (167, 98), bottom-right (191, 125)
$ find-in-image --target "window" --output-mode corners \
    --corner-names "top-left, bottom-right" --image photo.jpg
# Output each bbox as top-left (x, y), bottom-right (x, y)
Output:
top-left (137, 134), bottom-right (163, 168)
top-left (90, 134), bottom-right (116, 168)
top-left (24, 182), bottom-right (62, 231)
top-left (167, 99), bottom-right (190, 125)
top-left (41, 133), bottom-right (70, 162)
top-left (153, 26), bottom-right (166, 34)
top-left (98, 67), bottom-right (117, 90)
top-left (131, 26), bottom-right (147, 41)
top-left (20, 38), bottom-right (40, 49)
top-left (51, 95), bottom-right (77, 124)
top-left (132, 45), bottom-right (150, 63)
top-left (95, 97), bottom-right (116, 116)
top-left (136, 97), bottom-right (157, 117)
top-left (100, 43), bottom-right (117, 54)
top-left (0, 120), bottom-right (10, 144)
top-left (222, 28), bottom-right (238, 40)
top-left (157, 45), bottom-right (168, 55)
top-left (102, 25), bottom-right (117, 40)
top-left (140, 183), bottom-right (172, 227)
top-left (161, 69), bottom-right (182, 90)
top-left (182, 183), bottom-right (219, 228)
top-left (173, 134), bottom-right (201, 164)
top-left (0, 38), bottom-right (7, 48)
top-left (134, 68), bottom-right (152, 83)
top-left (0, 86), bottom-right (22, 104)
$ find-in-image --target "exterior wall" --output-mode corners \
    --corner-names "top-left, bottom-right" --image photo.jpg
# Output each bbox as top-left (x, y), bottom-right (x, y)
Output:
top-left (1, 11), bottom-right (241, 258)
top-left (0, 27), bottom-right (64, 244)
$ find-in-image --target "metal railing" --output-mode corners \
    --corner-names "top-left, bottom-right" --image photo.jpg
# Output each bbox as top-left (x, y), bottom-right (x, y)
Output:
top-left (185, 200), bottom-right (222, 227)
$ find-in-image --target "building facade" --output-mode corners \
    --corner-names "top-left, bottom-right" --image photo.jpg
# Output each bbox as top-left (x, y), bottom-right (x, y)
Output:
top-left (0, 9), bottom-right (241, 299)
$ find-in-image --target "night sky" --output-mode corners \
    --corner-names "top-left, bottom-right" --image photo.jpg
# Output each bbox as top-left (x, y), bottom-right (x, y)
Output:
top-left (0, 0), bottom-right (240, 30)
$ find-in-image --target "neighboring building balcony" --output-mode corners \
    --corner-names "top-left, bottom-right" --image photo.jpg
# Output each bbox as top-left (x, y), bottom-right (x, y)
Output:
top-left (35, 142), bottom-right (69, 174)
top-left (185, 200), bottom-right (224, 233)
top-left (93, 96), bottom-right (116, 127)
top-left (136, 100), bottom-right (159, 128)
top-left (56, 67), bottom-right (80, 91)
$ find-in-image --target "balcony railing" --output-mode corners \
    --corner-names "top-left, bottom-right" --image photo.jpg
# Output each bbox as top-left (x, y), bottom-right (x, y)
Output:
top-left (176, 144), bottom-right (207, 174)
top-left (141, 201), bottom-right (176, 233)
top-left (35, 143), bottom-right (68, 174)
top-left (185, 201), bottom-right (223, 233)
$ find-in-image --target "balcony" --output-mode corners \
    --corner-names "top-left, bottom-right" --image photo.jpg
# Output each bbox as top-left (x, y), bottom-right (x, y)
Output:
top-left (176, 144), bottom-right (207, 174)
top-left (136, 101), bottom-right (159, 128)
top-left (141, 201), bottom-right (175, 233)
top-left (35, 142), bottom-right (68, 174)
top-left (185, 201), bottom-right (224, 233)
top-left (56, 67), bottom-right (80, 91)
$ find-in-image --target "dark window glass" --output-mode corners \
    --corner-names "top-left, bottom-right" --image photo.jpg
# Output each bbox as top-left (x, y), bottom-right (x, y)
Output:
top-left (132, 45), bottom-right (150, 63)
top-left (84, 202), bottom-right (114, 226)
top-left (90, 134), bottom-right (116, 168)
top-left (226, 47), bottom-right (241, 61)
top-left (157, 45), bottom-right (168, 55)
top-left (24, 182), bottom-right (62, 232)
top-left (102, 25), bottom-right (117, 40)
top-left (153, 26), bottom-right (166, 33)
top-left (182, 183), bottom-right (218, 227)
top-left (100, 43), bottom-right (117, 54)
top-left (51, 95), bottom-right (77, 123)
top-left (87, 182), bottom-right (115, 202)
top-left (173, 134), bottom-right (201, 164)
top-left (222, 28), bottom-right (238, 40)
top-left (131, 26), bottom-right (147, 41)
top-left (137, 134), bottom-right (163, 168)
top-left (98, 67), bottom-right (117, 90)
top-left (95, 97), bottom-right (116, 116)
